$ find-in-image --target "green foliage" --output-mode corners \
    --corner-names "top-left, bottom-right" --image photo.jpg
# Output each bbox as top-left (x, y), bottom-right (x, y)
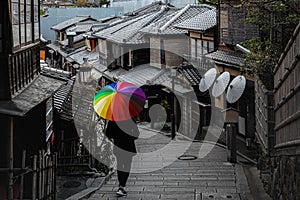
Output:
top-left (160, 99), bottom-right (170, 110)
top-left (241, 37), bottom-right (280, 89)
top-left (239, 0), bottom-right (300, 89)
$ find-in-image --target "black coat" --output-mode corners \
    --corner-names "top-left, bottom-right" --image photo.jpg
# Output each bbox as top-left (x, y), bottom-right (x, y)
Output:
top-left (106, 120), bottom-right (139, 154)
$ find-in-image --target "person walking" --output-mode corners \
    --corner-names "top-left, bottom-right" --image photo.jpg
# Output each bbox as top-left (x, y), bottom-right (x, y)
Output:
top-left (105, 118), bottom-right (140, 197)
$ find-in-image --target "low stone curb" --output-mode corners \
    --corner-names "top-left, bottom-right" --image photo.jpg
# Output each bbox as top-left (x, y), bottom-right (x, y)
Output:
top-left (65, 170), bottom-right (115, 200)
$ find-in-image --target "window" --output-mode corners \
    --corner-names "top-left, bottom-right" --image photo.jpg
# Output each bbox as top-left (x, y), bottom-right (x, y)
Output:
top-left (190, 38), bottom-right (215, 57)
top-left (190, 38), bottom-right (196, 57)
top-left (11, 0), bottom-right (39, 50)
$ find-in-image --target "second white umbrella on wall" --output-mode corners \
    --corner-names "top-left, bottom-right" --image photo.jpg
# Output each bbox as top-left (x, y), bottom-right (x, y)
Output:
top-left (199, 68), bottom-right (217, 92)
top-left (212, 71), bottom-right (230, 97)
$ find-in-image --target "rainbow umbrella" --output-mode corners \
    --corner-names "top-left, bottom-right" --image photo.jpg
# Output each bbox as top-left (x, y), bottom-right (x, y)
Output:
top-left (93, 82), bottom-right (146, 121)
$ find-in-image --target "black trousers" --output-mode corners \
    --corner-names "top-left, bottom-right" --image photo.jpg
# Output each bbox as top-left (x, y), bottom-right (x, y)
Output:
top-left (116, 153), bottom-right (133, 187)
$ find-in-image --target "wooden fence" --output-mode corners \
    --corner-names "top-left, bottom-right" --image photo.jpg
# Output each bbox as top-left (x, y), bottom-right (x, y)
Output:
top-left (57, 137), bottom-right (98, 175)
top-left (254, 78), bottom-right (275, 155)
top-left (273, 22), bottom-right (300, 150)
top-left (0, 150), bottom-right (57, 200)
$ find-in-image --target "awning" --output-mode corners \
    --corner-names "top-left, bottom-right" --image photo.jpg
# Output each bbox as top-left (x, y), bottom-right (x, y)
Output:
top-left (118, 65), bottom-right (161, 86)
top-left (91, 68), bottom-right (103, 80)
top-left (0, 75), bottom-right (66, 117)
top-left (160, 80), bottom-right (193, 95)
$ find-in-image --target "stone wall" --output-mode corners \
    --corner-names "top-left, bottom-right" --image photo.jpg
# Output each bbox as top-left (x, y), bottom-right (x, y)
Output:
top-left (270, 155), bottom-right (300, 200)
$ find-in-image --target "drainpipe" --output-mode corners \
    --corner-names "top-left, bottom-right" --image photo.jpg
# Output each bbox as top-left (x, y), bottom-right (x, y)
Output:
top-left (236, 44), bottom-right (251, 54)
top-left (8, 117), bottom-right (13, 200)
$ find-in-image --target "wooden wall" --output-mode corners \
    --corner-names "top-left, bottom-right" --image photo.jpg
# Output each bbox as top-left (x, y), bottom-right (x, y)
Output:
top-left (164, 37), bottom-right (188, 67)
top-left (255, 78), bottom-right (275, 154)
top-left (9, 45), bottom-right (40, 96)
top-left (150, 37), bottom-right (161, 68)
top-left (273, 23), bottom-right (300, 151)
top-left (150, 36), bottom-right (188, 68)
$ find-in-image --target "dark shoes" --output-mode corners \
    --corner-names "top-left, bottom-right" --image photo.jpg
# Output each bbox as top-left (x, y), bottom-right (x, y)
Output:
top-left (116, 188), bottom-right (127, 196)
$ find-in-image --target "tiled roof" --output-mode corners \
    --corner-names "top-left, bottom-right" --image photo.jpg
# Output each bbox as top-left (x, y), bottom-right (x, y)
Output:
top-left (53, 79), bottom-right (74, 113)
top-left (94, 7), bottom-right (172, 44)
top-left (118, 64), bottom-right (162, 86)
top-left (47, 44), bottom-right (88, 60)
top-left (51, 16), bottom-right (97, 31)
top-left (67, 24), bottom-right (92, 33)
top-left (125, 1), bottom-right (166, 16)
top-left (41, 65), bottom-right (72, 81)
top-left (72, 83), bottom-right (96, 127)
top-left (140, 8), bottom-right (179, 34)
top-left (68, 49), bottom-right (99, 65)
top-left (0, 75), bottom-right (66, 116)
top-left (141, 4), bottom-right (213, 35)
top-left (178, 64), bottom-right (202, 86)
top-left (46, 43), bottom-right (61, 52)
top-left (59, 33), bottom-right (85, 46)
top-left (175, 8), bottom-right (216, 32)
top-left (104, 67), bottom-right (128, 81)
top-left (150, 68), bottom-right (193, 94)
top-left (205, 50), bottom-right (245, 67)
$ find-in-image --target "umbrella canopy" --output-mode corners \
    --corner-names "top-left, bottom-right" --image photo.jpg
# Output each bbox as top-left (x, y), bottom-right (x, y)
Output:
top-left (93, 82), bottom-right (146, 121)
top-left (199, 68), bottom-right (217, 92)
top-left (212, 71), bottom-right (230, 97)
top-left (226, 75), bottom-right (246, 103)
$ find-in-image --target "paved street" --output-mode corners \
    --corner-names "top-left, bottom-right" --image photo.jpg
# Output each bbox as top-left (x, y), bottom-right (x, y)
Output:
top-left (87, 126), bottom-right (252, 200)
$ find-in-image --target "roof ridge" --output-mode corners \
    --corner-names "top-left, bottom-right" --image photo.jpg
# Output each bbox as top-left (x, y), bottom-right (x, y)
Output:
top-left (110, 13), bottom-right (152, 35)
top-left (160, 4), bottom-right (191, 32)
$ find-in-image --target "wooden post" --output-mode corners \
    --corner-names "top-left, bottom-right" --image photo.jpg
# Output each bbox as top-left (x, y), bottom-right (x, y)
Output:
top-left (226, 123), bottom-right (237, 163)
top-left (32, 155), bottom-right (37, 200)
top-left (45, 156), bottom-right (49, 198)
top-left (53, 153), bottom-right (57, 200)
top-left (20, 150), bottom-right (26, 200)
top-left (8, 117), bottom-right (14, 200)
top-left (41, 150), bottom-right (45, 199)
top-left (38, 150), bottom-right (42, 199)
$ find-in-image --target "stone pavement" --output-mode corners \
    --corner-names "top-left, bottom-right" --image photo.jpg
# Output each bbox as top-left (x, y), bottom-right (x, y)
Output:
top-left (87, 126), bottom-right (253, 200)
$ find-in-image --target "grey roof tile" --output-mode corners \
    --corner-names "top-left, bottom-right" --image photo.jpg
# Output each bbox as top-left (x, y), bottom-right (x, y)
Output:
top-left (51, 16), bottom-right (97, 31)
top-left (205, 50), bottom-right (244, 67)
top-left (150, 68), bottom-right (194, 94)
top-left (0, 75), bottom-right (66, 116)
top-left (53, 79), bottom-right (74, 113)
top-left (94, 7), bottom-right (173, 44)
top-left (178, 64), bottom-right (202, 86)
top-left (175, 9), bottom-right (216, 32)
top-left (118, 64), bottom-right (162, 86)
top-left (68, 49), bottom-right (99, 65)
top-left (141, 4), bottom-right (213, 35)
top-left (125, 1), bottom-right (166, 16)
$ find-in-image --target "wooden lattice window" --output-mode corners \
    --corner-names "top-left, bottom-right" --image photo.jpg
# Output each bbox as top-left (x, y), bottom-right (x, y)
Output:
top-left (11, 0), bottom-right (40, 51)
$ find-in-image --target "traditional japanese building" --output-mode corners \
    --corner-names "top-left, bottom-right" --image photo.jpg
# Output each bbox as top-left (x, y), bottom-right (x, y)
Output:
top-left (0, 1), bottom-right (67, 198)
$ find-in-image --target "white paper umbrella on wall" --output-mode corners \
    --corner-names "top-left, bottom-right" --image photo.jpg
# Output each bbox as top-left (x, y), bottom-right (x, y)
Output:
top-left (226, 75), bottom-right (246, 103)
top-left (199, 68), bottom-right (217, 92)
top-left (212, 71), bottom-right (230, 97)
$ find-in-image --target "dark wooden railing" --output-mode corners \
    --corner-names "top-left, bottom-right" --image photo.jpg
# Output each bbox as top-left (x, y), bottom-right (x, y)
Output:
top-left (9, 45), bottom-right (40, 96)
top-left (0, 150), bottom-right (57, 200)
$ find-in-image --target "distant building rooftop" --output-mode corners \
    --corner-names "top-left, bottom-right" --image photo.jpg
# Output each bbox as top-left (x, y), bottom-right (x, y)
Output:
top-left (51, 16), bottom-right (97, 31)
top-left (205, 49), bottom-right (244, 68)
top-left (175, 8), bottom-right (216, 32)
top-left (141, 4), bottom-right (213, 35)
